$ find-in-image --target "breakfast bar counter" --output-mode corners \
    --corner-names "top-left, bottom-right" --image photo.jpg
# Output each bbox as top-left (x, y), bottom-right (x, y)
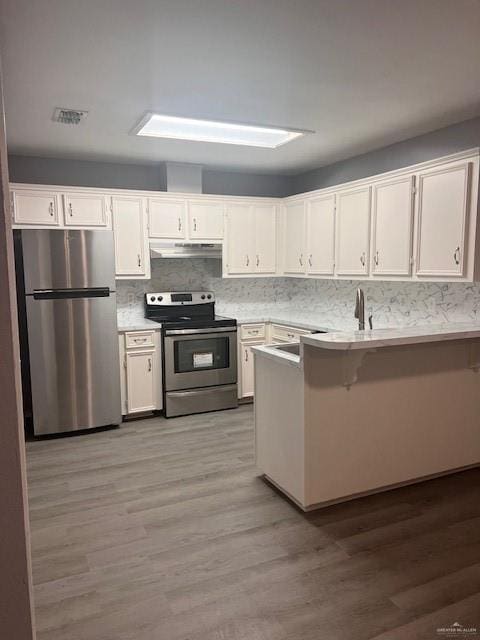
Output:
top-left (253, 324), bottom-right (480, 510)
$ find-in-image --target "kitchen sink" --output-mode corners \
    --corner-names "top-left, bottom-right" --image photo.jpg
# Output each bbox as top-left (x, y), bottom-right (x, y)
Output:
top-left (271, 343), bottom-right (301, 355)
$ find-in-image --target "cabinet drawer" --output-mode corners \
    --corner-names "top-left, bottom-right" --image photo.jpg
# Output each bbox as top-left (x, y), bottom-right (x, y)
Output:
top-left (240, 323), bottom-right (266, 340)
top-left (270, 324), bottom-right (311, 343)
top-left (125, 331), bottom-right (156, 349)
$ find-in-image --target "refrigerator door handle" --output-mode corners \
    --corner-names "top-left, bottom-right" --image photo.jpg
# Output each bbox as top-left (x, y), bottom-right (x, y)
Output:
top-left (32, 287), bottom-right (111, 300)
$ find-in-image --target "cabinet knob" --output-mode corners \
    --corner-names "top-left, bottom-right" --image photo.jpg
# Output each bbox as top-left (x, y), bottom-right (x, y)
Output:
top-left (49, 202), bottom-right (54, 216)
top-left (360, 252), bottom-right (366, 266)
top-left (454, 246), bottom-right (461, 265)
top-left (256, 254), bottom-right (260, 267)
top-left (193, 218), bottom-right (197, 231)
top-left (148, 358), bottom-right (152, 372)
top-left (137, 254), bottom-right (141, 267)
top-left (299, 254), bottom-right (303, 266)
top-left (246, 255), bottom-right (250, 267)
top-left (178, 217), bottom-right (182, 231)
top-left (308, 254), bottom-right (313, 267)
top-left (68, 202), bottom-right (73, 217)
top-left (374, 251), bottom-right (379, 266)
top-left (245, 348), bottom-right (249, 362)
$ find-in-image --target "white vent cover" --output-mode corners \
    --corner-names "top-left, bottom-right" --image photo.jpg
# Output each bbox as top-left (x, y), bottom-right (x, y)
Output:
top-left (52, 108), bottom-right (88, 125)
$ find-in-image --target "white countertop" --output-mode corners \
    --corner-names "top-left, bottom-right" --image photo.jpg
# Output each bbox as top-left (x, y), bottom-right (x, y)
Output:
top-left (302, 322), bottom-right (480, 351)
top-left (117, 318), bottom-right (161, 332)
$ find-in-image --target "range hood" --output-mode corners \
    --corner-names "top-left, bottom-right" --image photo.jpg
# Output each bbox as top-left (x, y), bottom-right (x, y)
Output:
top-left (150, 241), bottom-right (222, 259)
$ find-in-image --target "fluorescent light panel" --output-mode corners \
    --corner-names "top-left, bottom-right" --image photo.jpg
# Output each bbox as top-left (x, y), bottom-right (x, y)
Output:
top-left (135, 113), bottom-right (306, 148)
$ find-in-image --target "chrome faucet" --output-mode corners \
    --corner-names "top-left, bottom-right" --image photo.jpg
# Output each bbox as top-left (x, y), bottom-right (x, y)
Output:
top-left (354, 288), bottom-right (365, 330)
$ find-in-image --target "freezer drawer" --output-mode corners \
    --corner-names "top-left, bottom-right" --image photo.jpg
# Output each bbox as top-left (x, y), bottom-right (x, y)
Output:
top-left (26, 293), bottom-right (121, 435)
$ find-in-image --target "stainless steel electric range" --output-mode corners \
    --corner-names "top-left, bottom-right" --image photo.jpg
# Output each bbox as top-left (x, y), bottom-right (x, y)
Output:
top-left (145, 292), bottom-right (238, 418)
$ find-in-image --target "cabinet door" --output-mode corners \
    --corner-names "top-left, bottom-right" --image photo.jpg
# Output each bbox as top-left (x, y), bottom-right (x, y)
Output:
top-left (225, 203), bottom-right (255, 274)
top-left (63, 193), bottom-right (109, 227)
top-left (415, 163), bottom-right (470, 277)
top-left (126, 350), bottom-right (155, 413)
top-left (306, 195), bottom-right (335, 275)
top-left (254, 204), bottom-right (276, 274)
top-left (12, 190), bottom-right (60, 226)
top-left (148, 198), bottom-right (186, 239)
top-left (188, 200), bottom-right (224, 240)
top-left (112, 196), bottom-right (148, 278)
top-left (372, 176), bottom-right (414, 276)
top-left (283, 202), bottom-right (306, 274)
top-left (239, 341), bottom-right (263, 398)
top-left (335, 186), bottom-right (371, 276)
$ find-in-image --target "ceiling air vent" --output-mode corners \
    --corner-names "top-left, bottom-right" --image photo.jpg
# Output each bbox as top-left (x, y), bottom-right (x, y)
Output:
top-left (52, 108), bottom-right (88, 125)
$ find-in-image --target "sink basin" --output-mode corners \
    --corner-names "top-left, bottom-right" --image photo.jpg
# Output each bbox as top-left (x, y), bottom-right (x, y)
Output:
top-left (271, 343), bottom-right (300, 356)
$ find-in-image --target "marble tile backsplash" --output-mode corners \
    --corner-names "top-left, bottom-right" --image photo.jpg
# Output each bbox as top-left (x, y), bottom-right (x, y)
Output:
top-left (116, 258), bottom-right (480, 331)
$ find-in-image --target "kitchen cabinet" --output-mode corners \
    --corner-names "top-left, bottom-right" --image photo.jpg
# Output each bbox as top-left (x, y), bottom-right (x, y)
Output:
top-left (371, 176), bottom-right (414, 276)
top-left (415, 162), bottom-right (471, 278)
top-left (148, 197), bottom-right (186, 239)
top-left (253, 204), bottom-right (276, 273)
top-left (224, 203), bottom-right (277, 275)
top-left (335, 186), bottom-right (371, 276)
top-left (239, 340), bottom-right (263, 398)
top-left (225, 203), bottom-right (254, 274)
top-left (126, 350), bottom-right (156, 413)
top-left (112, 195), bottom-right (150, 279)
top-left (283, 202), bottom-right (306, 274)
top-left (119, 329), bottom-right (162, 415)
top-left (11, 189), bottom-right (61, 226)
top-left (63, 193), bottom-right (109, 227)
top-left (188, 200), bottom-right (224, 240)
top-left (306, 195), bottom-right (335, 275)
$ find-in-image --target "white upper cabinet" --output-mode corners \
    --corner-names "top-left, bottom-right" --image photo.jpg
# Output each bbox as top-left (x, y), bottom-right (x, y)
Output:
top-left (415, 162), bottom-right (471, 278)
top-left (225, 203), bottom-right (255, 274)
top-left (306, 195), bottom-right (335, 275)
top-left (11, 189), bottom-right (60, 226)
top-left (148, 197), bottom-right (186, 239)
top-left (188, 200), bottom-right (224, 240)
top-left (335, 186), bottom-right (371, 276)
top-left (112, 195), bottom-right (150, 279)
top-left (371, 176), bottom-right (414, 276)
top-left (254, 204), bottom-right (276, 274)
top-left (283, 202), bottom-right (306, 274)
top-left (63, 193), bottom-right (109, 227)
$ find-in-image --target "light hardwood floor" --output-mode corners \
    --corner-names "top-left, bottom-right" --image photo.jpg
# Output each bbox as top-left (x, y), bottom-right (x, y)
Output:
top-left (26, 405), bottom-right (480, 639)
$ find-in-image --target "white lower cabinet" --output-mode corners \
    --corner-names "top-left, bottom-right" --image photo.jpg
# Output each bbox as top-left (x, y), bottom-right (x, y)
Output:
top-left (112, 195), bottom-right (150, 279)
top-left (119, 330), bottom-right (162, 416)
top-left (239, 339), bottom-right (264, 398)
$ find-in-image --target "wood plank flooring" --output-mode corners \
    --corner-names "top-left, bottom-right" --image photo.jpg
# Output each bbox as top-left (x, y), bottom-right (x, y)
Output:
top-left (26, 405), bottom-right (480, 639)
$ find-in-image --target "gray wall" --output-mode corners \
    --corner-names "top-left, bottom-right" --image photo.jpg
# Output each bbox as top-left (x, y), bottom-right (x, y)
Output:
top-left (291, 116), bottom-right (480, 194)
top-left (8, 155), bottom-right (168, 191)
top-left (203, 168), bottom-right (293, 198)
top-left (8, 154), bottom-right (291, 197)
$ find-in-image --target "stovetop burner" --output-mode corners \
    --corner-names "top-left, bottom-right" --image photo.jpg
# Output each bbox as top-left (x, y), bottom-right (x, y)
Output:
top-left (144, 291), bottom-right (236, 331)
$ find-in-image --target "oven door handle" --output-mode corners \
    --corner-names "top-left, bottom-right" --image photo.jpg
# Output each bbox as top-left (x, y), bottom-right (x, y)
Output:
top-left (164, 327), bottom-right (237, 336)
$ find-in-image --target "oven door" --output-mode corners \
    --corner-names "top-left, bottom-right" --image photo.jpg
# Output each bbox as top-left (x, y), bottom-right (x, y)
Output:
top-left (164, 327), bottom-right (237, 392)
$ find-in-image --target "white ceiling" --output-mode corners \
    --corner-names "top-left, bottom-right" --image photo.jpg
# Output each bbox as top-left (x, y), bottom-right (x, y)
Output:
top-left (1, 0), bottom-right (479, 175)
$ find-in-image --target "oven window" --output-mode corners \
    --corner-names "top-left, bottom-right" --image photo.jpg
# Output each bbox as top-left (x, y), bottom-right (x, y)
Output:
top-left (174, 337), bottom-right (230, 373)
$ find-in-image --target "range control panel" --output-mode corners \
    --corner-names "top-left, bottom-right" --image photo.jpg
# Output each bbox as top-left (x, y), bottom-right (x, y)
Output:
top-left (145, 292), bottom-right (215, 306)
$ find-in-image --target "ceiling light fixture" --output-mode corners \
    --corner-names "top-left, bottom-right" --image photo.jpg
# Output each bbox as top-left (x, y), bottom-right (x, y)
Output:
top-left (133, 113), bottom-right (311, 148)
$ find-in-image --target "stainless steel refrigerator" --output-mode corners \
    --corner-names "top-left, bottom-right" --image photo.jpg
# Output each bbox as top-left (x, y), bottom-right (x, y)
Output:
top-left (19, 229), bottom-right (121, 436)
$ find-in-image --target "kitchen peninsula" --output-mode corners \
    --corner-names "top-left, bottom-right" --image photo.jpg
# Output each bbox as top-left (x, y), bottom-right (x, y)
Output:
top-left (253, 324), bottom-right (480, 510)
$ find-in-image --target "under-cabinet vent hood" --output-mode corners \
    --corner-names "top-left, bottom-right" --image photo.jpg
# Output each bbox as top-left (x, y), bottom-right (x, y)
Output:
top-left (150, 242), bottom-right (222, 259)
